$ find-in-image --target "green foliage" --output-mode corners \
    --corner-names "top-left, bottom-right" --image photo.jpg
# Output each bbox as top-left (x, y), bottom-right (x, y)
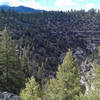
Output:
top-left (76, 90), bottom-right (100, 100)
top-left (1, 9), bottom-right (100, 98)
top-left (36, 61), bottom-right (48, 88)
top-left (93, 61), bottom-right (100, 89)
top-left (98, 46), bottom-right (100, 56)
top-left (20, 76), bottom-right (42, 100)
top-left (0, 9), bottom-right (98, 83)
top-left (0, 28), bottom-right (25, 94)
top-left (44, 51), bottom-right (82, 100)
top-left (21, 47), bottom-right (33, 78)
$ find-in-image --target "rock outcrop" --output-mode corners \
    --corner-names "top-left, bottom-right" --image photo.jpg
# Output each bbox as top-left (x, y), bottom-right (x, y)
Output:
top-left (80, 59), bottom-right (95, 94)
top-left (0, 92), bottom-right (22, 100)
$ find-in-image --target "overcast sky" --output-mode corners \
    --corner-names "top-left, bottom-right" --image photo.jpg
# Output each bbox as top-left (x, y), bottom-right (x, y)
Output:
top-left (0, 0), bottom-right (99, 11)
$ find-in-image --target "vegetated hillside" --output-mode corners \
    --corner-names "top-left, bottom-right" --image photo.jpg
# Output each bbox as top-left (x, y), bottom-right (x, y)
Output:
top-left (0, 5), bottom-right (43, 13)
top-left (0, 9), bottom-right (100, 80)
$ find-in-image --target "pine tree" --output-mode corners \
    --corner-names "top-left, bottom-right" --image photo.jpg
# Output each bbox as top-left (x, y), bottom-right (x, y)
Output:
top-left (21, 47), bottom-right (32, 78)
top-left (20, 76), bottom-right (42, 100)
top-left (36, 61), bottom-right (47, 88)
top-left (44, 51), bottom-right (82, 100)
top-left (0, 28), bottom-right (25, 94)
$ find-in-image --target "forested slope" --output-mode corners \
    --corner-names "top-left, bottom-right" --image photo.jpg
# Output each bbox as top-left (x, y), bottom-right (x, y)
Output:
top-left (0, 9), bottom-right (100, 82)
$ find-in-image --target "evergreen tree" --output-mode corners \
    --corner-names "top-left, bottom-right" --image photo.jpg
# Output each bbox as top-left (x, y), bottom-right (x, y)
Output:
top-left (0, 28), bottom-right (25, 94)
top-left (36, 60), bottom-right (47, 88)
top-left (44, 51), bottom-right (82, 100)
top-left (21, 47), bottom-right (32, 78)
top-left (20, 76), bottom-right (42, 100)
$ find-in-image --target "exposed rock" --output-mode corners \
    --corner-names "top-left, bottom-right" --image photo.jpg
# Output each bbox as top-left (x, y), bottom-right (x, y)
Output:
top-left (0, 92), bottom-right (22, 100)
top-left (79, 59), bottom-right (95, 94)
top-left (73, 44), bottom-right (98, 94)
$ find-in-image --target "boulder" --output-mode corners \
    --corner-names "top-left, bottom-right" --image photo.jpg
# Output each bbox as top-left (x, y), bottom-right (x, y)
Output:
top-left (0, 92), bottom-right (22, 100)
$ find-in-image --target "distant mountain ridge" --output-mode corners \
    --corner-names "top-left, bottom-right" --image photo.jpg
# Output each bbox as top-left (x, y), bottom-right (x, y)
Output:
top-left (0, 5), bottom-right (43, 13)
